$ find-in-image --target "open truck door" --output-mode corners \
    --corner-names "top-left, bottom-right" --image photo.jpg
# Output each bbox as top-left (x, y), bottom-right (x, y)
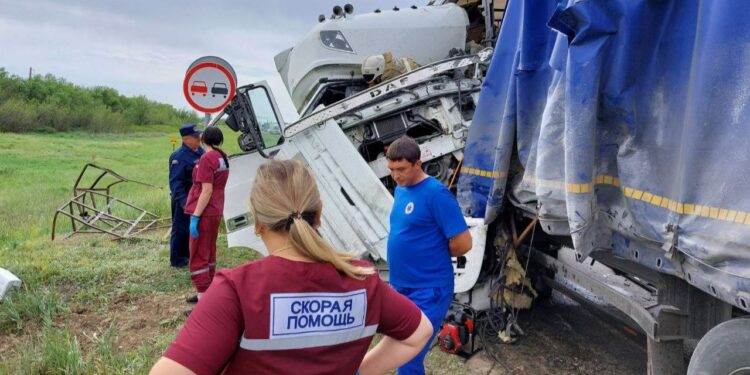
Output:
top-left (221, 82), bottom-right (394, 264)
top-left (222, 82), bottom-right (285, 255)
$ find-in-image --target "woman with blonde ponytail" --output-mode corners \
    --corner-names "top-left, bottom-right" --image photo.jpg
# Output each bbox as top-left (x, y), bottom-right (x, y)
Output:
top-left (152, 160), bottom-right (433, 375)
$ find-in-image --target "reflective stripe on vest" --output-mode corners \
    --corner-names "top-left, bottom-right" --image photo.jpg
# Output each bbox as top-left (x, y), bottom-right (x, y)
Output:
top-left (190, 267), bottom-right (209, 276)
top-left (239, 324), bottom-right (378, 351)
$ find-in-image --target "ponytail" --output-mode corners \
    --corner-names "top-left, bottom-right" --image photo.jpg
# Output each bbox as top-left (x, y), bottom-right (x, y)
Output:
top-left (214, 147), bottom-right (229, 169)
top-left (288, 215), bottom-right (373, 280)
top-left (250, 160), bottom-right (374, 280)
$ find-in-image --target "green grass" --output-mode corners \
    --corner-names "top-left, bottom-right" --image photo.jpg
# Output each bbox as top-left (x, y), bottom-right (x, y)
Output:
top-left (0, 128), bottom-right (463, 374)
top-left (0, 286), bottom-right (67, 334)
top-left (0, 127), bottom-right (252, 373)
top-left (2, 320), bottom-right (178, 374)
top-left (0, 126), bottom-right (243, 245)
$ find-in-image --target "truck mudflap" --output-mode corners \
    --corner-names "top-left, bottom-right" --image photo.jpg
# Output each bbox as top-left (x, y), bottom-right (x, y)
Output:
top-left (454, 218), bottom-right (487, 293)
top-left (458, 0), bottom-right (750, 311)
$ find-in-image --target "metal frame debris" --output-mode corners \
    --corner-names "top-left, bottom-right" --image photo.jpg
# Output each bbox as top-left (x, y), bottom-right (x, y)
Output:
top-left (51, 163), bottom-right (171, 240)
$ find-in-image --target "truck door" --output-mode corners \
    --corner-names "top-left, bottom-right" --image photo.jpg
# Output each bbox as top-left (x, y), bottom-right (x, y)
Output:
top-left (223, 82), bottom-right (284, 255)
top-left (222, 82), bottom-right (393, 263)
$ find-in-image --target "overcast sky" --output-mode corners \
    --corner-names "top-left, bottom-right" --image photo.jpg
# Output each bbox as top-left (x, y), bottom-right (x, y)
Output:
top-left (0, 0), bottom-right (423, 121)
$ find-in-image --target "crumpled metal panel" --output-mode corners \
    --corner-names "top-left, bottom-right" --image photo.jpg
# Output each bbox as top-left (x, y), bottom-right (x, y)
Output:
top-left (279, 119), bottom-right (394, 261)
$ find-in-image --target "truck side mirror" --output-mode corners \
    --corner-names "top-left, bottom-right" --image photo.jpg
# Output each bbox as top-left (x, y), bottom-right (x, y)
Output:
top-left (246, 86), bottom-right (283, 148)
top-left (224, 81), bottom-right (285, 154)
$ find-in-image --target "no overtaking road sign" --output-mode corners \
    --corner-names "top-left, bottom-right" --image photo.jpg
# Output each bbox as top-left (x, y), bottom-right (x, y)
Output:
top-left (183, 56), bottom-right (237, 113)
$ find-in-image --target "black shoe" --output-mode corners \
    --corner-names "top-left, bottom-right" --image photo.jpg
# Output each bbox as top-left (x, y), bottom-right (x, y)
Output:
top-left (183, 309), bottom-right (192, 318)
top-left (185, 295), bottom-right (199, 304)
top-left (171, 262), bottom-right (189, 268)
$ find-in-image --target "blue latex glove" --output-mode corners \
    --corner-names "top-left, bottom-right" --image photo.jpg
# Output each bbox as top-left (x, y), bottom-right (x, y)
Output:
top-left (190, 215), bottom-right (200, 238)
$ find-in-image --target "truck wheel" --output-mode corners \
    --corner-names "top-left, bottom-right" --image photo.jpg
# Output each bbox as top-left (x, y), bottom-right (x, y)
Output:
top-left (687, 317), bottom-right (750, 375)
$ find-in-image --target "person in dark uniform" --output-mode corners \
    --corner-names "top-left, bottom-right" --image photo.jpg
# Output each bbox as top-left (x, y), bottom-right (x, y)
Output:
top-left (168, 124), bottom-right (205, 268)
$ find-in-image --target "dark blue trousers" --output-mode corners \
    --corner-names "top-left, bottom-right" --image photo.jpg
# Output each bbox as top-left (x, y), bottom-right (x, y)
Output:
top-left (170, 199), bottom-right (190, 267)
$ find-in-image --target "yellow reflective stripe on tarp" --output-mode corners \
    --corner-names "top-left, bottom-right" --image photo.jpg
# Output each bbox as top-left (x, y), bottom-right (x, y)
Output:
top-left (460, 166), bottom-right (504, 179)
top-left (520, 174), bottom-right (750, 226)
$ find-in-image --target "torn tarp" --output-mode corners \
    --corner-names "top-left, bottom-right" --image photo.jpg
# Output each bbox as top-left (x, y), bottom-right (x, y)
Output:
top-left (458, 0), bottom-right (750, 308)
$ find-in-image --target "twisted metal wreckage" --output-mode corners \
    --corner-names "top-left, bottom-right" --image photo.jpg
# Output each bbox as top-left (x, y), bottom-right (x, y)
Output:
top-left (51, 164), bottom-right (171, 241)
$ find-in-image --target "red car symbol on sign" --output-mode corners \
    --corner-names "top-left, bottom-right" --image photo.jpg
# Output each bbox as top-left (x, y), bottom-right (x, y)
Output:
top-left (190, 81), bottom-right (208, 96)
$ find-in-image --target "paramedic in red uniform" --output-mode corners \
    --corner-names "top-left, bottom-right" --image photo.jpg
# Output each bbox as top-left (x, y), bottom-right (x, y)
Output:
top-left (184, 126), bottom-right (229, 302)
top-left (150, 160), bottom-right (433, 375)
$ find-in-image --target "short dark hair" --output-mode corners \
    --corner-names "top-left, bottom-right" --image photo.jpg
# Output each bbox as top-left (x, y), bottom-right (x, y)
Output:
top-left (201, 126), bottom-right (229, 168)
top-left (201, 126), bottom-right (224, 147)
top-left (386, 136), bottom-right (421, 164)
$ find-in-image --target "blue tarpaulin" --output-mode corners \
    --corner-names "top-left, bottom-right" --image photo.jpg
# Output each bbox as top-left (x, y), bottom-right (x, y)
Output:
top-left (458, 0), bottom-right (750, 306)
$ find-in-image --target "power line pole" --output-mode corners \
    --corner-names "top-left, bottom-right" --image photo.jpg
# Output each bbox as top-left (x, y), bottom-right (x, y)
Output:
top-left (28, 67), bottom-right (32, 79)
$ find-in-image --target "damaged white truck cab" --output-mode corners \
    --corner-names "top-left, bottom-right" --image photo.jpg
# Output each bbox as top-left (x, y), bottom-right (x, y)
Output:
top-left (220, 2), bottom-right (497, 295)
top-left (222, 53), bottom-right (492, 293)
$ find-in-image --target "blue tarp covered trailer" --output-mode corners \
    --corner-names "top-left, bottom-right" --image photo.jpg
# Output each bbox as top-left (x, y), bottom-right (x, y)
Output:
top-left (459, 0), bottom-right (750, 313)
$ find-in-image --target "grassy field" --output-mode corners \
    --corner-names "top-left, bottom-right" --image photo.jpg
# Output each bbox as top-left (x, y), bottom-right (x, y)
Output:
top-left (0, 128), bottom-right (464, 374)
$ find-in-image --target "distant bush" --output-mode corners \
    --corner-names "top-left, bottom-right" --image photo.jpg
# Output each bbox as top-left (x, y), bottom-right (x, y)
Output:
top-left (0, 67), bottom-right (200, 132)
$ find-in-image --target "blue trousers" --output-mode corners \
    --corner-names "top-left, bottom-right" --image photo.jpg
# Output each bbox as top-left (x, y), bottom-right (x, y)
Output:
top-left (393, 284), bottom-right (454, 375)
top-left (169, 199), bottom-right (190, 267)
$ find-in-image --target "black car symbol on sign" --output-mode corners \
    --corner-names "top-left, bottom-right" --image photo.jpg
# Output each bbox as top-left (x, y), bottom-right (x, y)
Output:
top-left (211, 83), bottom-right (229, 98)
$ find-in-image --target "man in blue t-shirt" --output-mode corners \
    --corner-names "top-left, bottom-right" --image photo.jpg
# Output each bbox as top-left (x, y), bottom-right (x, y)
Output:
top-left (386, 136), bottom-right (472, 375)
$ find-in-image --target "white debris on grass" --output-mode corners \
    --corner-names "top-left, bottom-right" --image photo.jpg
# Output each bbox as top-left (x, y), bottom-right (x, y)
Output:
top-left (0, 267), bottom-right (21, 300)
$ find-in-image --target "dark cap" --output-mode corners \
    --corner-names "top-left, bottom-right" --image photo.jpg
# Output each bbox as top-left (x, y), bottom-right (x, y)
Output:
top-left (179, 123), bottom-right (202, 137)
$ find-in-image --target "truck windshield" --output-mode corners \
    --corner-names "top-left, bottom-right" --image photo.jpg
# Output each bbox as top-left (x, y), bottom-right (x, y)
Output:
top-left (302, 80), bottom-right (368, 117)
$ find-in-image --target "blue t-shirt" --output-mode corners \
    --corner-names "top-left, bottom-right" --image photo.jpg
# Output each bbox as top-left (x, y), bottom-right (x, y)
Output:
top-left (387, 176), bottom-right (468, 288)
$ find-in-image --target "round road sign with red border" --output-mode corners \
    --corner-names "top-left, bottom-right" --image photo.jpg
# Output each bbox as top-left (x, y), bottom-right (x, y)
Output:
top-left (183, 57), bottom-right (237, 113)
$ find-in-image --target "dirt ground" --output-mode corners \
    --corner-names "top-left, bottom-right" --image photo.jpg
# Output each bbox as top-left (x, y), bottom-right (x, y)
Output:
top-left (463, 291), bottom-right (646, 375)
top-left (0, 292), bottom-right (188, 360)
top-left (1, 289), bottom-right (647, 374)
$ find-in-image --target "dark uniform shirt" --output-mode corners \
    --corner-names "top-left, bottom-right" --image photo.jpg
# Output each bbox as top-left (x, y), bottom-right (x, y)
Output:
top-left (169, 144), bottom-right (204, 207)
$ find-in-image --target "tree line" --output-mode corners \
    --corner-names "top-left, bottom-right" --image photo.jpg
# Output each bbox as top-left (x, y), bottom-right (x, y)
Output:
top-left (0, 67), bottom-right (199, 132)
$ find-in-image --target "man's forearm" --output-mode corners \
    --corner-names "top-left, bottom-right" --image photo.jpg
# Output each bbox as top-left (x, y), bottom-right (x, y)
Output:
top-left (449, 230), bottom-right (473, 257)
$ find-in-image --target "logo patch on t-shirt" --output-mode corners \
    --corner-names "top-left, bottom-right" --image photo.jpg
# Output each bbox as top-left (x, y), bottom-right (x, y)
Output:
top-left (269, 290), bottom-right (366, 338)
top-left (405, 202), bottom-right (415, 215)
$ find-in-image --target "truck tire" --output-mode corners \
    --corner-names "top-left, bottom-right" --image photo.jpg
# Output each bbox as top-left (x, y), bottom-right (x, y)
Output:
top-left (687, 317), bottom-right (750, 375)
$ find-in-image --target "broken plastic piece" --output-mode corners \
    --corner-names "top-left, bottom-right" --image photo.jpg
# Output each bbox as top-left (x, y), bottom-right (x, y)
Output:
top-left (0, 267), bottom-right (21, 300)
